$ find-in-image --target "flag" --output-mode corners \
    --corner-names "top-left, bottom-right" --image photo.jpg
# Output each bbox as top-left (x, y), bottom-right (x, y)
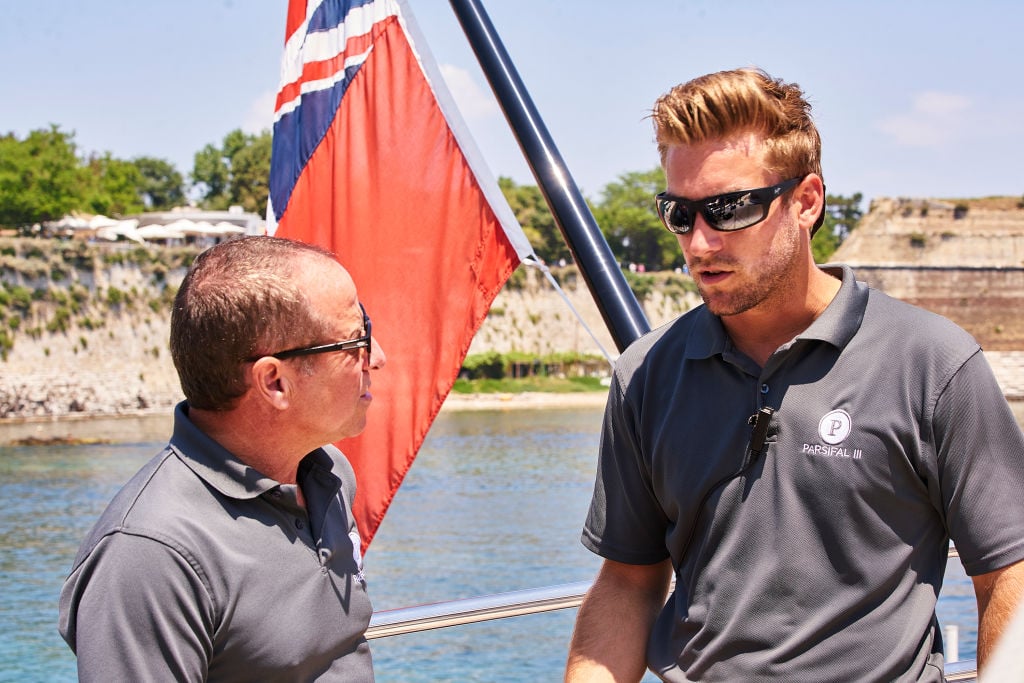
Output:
top-left (269, 0), bottom-right (535, 553)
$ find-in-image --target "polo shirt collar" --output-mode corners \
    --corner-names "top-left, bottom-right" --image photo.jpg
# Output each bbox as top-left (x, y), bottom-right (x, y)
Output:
top-left (169, 401), bottom-right (284, 501)
top-left (794, 264), bottom-right (867, 350)
top-left (683, 306), bottom-right (729, 360)
top-left (682, 264), bottom-right (867, 359)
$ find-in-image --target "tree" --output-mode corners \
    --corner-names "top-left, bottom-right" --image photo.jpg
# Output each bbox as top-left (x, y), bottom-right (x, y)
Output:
top-left (132, 156), bottom-right (185, 211)
top-left (592, 167), bottom-right (683, 271)
top-left (191, 129), bottom-right (272, 215)
top-left (228, 132), bottom-right (272, 215)
top-left (497, 176), bottom-right (571, 265)
top-left (83, 153), bottom-right (145, 217)
top-left (192, 142), bottom-right (230, 207)
top-left (0, 125), bottom-right (88, 229)
top-left (812, 192), bottom-right (864, 263)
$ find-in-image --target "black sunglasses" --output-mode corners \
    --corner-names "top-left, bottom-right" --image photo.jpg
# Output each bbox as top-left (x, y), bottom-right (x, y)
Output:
top-left (247, 303), bottom-right (371, 361)
top-left (655, 177), bottom-right (802, 235)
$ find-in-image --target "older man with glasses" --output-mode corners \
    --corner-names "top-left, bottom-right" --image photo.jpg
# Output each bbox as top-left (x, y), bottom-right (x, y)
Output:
top-left (59, 235), bottom-right (386, 681)
top-left (566, 68), bottom-right (1024, 682)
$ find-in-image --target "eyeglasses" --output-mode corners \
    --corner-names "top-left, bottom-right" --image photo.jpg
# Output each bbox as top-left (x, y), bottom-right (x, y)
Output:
top-left (655, 177), bottom-right (802, 235)
top-left (247, 303), bottom-right (371, 362)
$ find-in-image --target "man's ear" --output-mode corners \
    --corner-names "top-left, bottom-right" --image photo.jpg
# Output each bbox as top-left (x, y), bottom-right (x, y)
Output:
top-left (249, 358), bottom-right (292, 411)
top-left (796, 173), bottom-right (826, 232)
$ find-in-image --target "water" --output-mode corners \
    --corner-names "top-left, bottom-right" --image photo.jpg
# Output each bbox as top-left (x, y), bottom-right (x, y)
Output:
top-left (0, 407), bottom-right (980, 681)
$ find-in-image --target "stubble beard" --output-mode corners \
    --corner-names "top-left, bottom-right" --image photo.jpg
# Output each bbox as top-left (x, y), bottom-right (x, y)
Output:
top-left (693, 222), bottom-right (804, 318)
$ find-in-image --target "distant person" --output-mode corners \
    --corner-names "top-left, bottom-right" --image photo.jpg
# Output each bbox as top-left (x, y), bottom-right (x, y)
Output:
top-left (59, 236), bottom-right (386, 681)
top-left (566, 68), bottom-right (1024, 681)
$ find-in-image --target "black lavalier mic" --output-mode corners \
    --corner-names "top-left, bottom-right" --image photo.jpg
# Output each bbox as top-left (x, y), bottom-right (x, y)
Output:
top-left (746, 406), bottom-right (775, 463)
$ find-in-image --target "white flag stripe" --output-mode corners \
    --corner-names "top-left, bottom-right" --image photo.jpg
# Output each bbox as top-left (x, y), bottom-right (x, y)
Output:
top-left (274, 46), bottom-right (375, 123)
top-left (278, 0), bottom-right (399, 105)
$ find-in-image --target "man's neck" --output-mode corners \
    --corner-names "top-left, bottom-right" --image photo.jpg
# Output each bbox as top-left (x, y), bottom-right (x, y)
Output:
top-left (722, 267), bottom-right (842, 368)
top-left (187, 406), bottom-right (303, 486)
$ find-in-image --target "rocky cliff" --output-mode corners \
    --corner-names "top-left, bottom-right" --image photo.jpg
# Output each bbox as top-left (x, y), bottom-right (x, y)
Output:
top-left (0, 245), bottom-right (699, 421)
top-left (3, 195), bottom-right (1024, 423)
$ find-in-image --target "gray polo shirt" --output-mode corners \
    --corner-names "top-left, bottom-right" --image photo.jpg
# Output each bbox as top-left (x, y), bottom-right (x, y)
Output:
top-left (59, 402), bottom-right (374, 682)
top-left (583, 265), bottom-right (1024, 682)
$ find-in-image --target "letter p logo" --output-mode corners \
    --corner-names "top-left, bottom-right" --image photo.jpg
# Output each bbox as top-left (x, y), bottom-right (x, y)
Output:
top-left (818, 410), bottom-right (852, 445)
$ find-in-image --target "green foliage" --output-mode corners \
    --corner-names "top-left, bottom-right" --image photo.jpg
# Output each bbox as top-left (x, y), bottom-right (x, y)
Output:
top-left (458, 350), bottom-right (608, 383)
top-left (591, 167), bottom-right (683, 271)
top-left (623, 270), bottom-right (656, 301)
top-left (6, 284), bottom-right (34, 312)
top-left (451, 375), bottom-right (605, 394)
top-left (47, 306), bottom-right (71, 333)
top-left (191, 128), bottom-right (272, 216)
top-left (460, 351), bottom-right (506, 379)
top-left (0, 330), bottom-right (12, 359)
top-left (498, 176), bottom-right (570, 265)
top-left (0, 127), bottom-right (184, 228)
top-left (83, 153), bottom-right (146, 216)
top-left (0, 126), bottom-right (90, 229)
top-left (132, 156), bottom-right (185, 210)
top-left (106, 287), bottom-right (127, 307)
top-left (813, 193), bottom-right (864, 263)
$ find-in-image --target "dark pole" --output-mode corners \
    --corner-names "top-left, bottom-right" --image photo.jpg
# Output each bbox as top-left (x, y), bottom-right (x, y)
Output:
top-left (447, 0), bottom-right (650, 352)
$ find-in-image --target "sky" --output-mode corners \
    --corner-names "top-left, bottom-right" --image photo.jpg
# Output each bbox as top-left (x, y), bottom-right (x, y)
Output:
top-left (3, 1), bottom-right (1023, 207)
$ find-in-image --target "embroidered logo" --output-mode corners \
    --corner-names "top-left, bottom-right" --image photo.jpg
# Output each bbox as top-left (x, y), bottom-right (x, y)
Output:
top-left (803, 409), bottom-right (863, 459)
top-left (349, 529), bottom-right (365, 583)
top-left (818, 409), bottom-right (852, 444)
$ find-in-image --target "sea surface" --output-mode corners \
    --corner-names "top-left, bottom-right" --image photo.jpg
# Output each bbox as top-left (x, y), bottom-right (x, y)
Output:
top-left (0, 406), bottom-right (981, 682)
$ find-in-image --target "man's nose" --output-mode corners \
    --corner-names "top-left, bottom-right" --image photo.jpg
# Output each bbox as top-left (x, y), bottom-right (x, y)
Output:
top-left (366, 336), bottom-right (386, 370)
top-left (682, 214), bottom-right (723, 257)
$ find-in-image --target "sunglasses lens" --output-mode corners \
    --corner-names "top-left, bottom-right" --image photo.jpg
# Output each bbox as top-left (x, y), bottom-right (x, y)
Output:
top-left (704, 191), bottom-right (765, 231)
top-left (658, 198), bottom-right (691, 234)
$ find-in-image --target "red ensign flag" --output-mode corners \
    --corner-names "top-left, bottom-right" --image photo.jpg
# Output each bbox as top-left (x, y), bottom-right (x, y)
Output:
top-left (268, 0), bottom-right (533, 553)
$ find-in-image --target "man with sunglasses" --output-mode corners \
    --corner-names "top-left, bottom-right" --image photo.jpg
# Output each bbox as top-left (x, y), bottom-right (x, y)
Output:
top-left (567, 69), bottom-right (1024, 682)
top-left (60, 236), bottom-right (386, 681)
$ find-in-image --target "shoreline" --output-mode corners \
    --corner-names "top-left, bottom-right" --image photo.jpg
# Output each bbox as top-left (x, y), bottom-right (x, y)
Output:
top-left (439, 390), bottom-right (609, 412)
top-left (2, 392), bottom-right (1019, 446)
top-left (0, 392), bottom-right (612, 446)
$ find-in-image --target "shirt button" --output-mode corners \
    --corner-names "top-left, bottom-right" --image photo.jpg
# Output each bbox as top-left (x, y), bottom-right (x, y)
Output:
top-left (761, 383), bottom-right (769, 394)
top-left (294, 518), bottom-right (304, 530)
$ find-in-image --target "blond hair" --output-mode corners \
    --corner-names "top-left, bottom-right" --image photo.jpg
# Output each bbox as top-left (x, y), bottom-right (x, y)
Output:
top-left (652, 68), bottom-right (822, 182)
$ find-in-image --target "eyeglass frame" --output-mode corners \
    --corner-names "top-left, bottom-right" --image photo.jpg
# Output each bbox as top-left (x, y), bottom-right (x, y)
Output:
top-left (246, 303), bottom-right (371, 362)
top-left (655, 177), bottom-right (803, 235)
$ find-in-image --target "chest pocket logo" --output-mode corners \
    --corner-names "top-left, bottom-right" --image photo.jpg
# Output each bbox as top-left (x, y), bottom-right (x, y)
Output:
top-left (818, 409), bottom-right (852, 444)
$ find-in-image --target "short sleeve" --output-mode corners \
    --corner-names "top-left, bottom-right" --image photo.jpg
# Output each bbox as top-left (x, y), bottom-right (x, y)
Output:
top-left (581, 371), bottom-right (671, 565)
top-left (59, 531), bottom-right (214, 682)
top-left (933, 350), bottom-right (1024, 575)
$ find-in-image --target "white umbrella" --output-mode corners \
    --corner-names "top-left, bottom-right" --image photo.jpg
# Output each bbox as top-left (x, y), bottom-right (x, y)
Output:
top-left (212, 221), bottom-right (245, 235)
top-left (45, 214), bottom-right (90, 231)
top-left (136, 224), bottom-right (186, 240)
top-left (161, 218), bottom-right (199, 234)
top-left (180, 220), bottom-right (221, 235)
top-left (96, 219), bottom-right (143, 243)
top-left (88, 214), bottom-right (120, 230)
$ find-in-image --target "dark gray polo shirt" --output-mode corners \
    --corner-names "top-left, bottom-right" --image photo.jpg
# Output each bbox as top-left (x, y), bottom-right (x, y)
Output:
top-left (583, 265), bottom-right (1024, 682)
top-left (59, 402), bottom-right (374, 682)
